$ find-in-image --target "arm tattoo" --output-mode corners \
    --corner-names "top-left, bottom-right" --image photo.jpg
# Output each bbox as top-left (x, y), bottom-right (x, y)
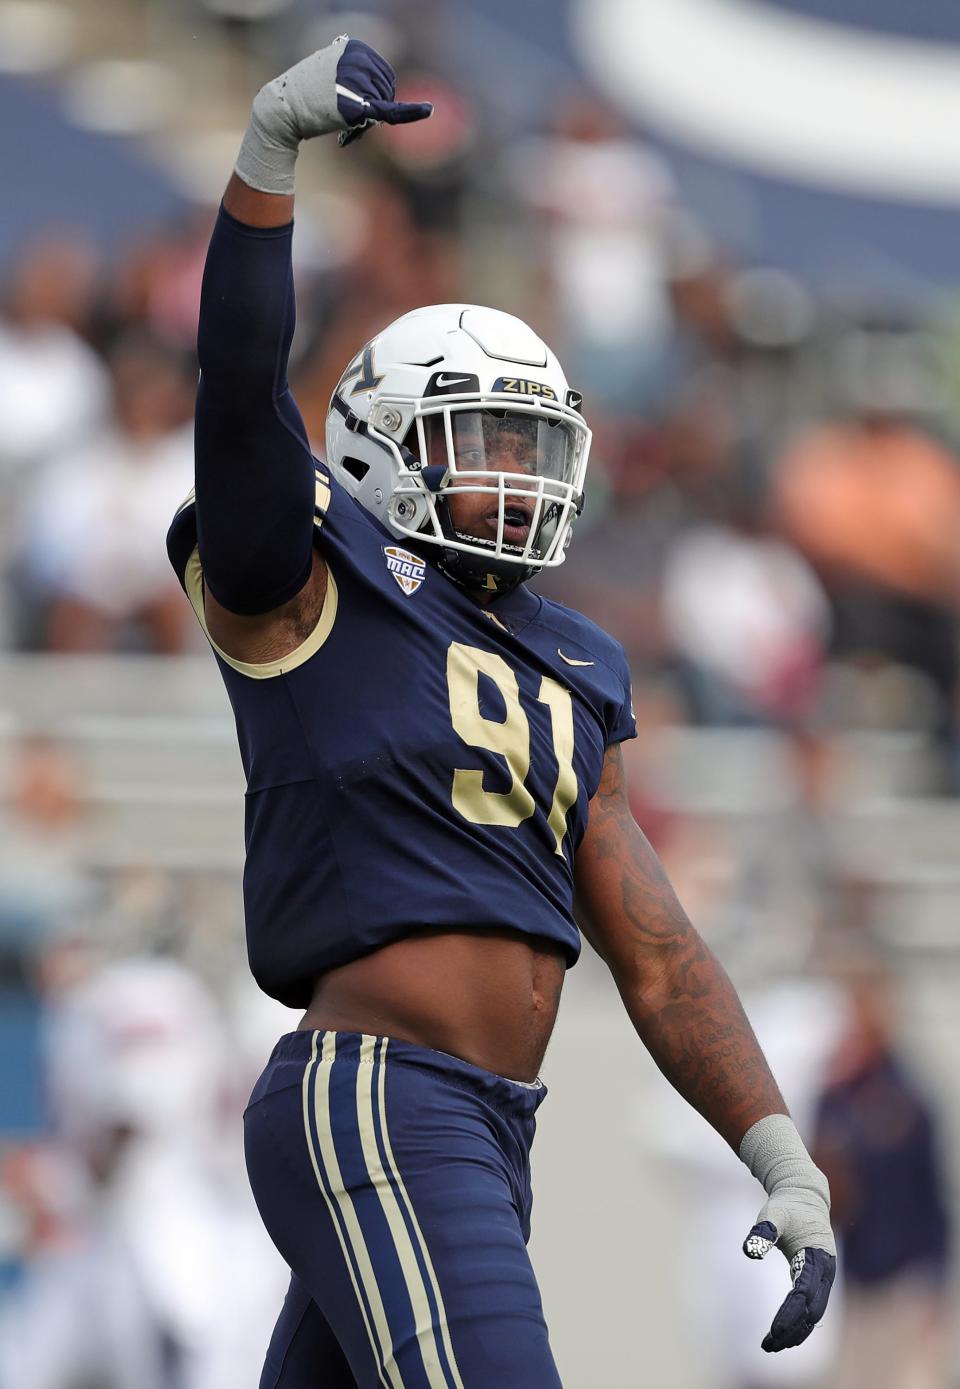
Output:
top-left (577, 745), bottom-right (786, 1150)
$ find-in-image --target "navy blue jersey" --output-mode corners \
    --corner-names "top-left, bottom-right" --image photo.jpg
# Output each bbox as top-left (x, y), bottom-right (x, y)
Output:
top-left (167, 466), bottom-right (635, 1007)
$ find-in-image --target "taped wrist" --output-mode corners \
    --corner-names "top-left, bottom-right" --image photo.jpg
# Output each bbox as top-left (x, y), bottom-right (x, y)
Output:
top-left (235, 36), bottom-right (348, 195)
top-left (740, 1114), bottom-right (835, 1258)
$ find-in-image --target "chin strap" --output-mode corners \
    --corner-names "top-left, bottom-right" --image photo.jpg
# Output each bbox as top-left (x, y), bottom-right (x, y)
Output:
top-left (433, 530), bottom-right (530, 596)
top-left (436, 553), bottom-right (525, 596)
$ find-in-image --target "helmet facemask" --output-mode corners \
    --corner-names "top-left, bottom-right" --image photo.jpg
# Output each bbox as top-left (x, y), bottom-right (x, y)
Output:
top-left (324, 305), bottom-right (593, 594)
top-left (383, 394), bottom-right (590, 594)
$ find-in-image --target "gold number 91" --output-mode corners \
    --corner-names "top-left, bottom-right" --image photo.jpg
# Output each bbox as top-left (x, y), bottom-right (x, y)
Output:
top-left (446, 642), bottom-right (578, 856)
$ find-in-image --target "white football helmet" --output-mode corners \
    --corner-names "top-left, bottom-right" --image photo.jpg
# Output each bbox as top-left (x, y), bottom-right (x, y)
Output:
top-left (325, 304), bottom-right (591, 593)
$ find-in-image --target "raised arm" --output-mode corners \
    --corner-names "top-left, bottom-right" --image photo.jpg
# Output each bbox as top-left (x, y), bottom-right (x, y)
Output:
top-left (193, 37), bottom-right (431, 662)
top-left (575, 744), bottom-right (836, 1353)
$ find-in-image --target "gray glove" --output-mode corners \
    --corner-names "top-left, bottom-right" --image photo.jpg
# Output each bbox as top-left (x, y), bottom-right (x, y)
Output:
top-left (740, 1114), bottom-right (837, 1352)
top-left (235, 35), bottom-right (433, 194)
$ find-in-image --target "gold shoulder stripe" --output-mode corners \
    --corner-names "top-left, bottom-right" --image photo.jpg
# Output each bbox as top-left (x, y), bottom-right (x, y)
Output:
top-left (184, 546), bottom-right (337, 680)
top-left (315, 475), bottom-right (332, 524)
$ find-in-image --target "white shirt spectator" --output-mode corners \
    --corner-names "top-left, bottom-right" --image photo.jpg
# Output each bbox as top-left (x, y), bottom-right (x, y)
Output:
top-left (22, 422), bottom-right (192, 619)
top-left (0, 322), bottom-right (108, 475)
top-left (513, 123), bottom-right (676, 356)
top-left (662, 522), bottom-right (830, 718)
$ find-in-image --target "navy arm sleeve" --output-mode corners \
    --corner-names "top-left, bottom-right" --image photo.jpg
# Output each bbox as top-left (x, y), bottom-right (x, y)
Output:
top-left (193, 205), bottom-right (317, 615)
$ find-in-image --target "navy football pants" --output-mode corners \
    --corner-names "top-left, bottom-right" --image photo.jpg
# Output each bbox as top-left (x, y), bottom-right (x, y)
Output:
top-left (244, 1030), bottom-right (563, 1388)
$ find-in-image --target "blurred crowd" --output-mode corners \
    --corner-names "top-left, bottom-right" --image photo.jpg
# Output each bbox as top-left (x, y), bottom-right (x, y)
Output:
top-left (1, 3), bottom-right (959, 1386)
top-left (1, 56), bottom-right (960, 787)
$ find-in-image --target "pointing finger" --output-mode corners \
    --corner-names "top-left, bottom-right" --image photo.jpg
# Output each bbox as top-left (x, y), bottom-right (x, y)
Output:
top-left (371, 99), bottom-right (434, 126)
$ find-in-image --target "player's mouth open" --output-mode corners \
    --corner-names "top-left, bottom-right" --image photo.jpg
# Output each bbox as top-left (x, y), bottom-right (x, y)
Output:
top-left (491, 501), bottom-right (534, 545)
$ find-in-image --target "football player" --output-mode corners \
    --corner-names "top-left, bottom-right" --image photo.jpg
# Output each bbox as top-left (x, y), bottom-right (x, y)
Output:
top-left (167, 37), bottom-right (836, 1388)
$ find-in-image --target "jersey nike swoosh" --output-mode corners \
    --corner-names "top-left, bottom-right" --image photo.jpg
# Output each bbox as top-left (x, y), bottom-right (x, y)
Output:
top-left (558, 649), bottom-right (595, 667)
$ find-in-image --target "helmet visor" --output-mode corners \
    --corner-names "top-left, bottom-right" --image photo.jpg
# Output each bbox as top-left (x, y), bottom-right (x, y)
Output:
top-left (423, 409), bottom-right (583, 486)
top-left (408, 405), bottom-right (587, 568)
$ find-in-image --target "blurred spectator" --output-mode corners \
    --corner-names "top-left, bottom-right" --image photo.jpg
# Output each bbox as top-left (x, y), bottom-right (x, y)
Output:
top-left (660, 500), bottom-right (830, 727)
top-left (813, 954), bottom-right (953, 1389)
top-left (378, 69), bottom-right (476, 236)
top-left (16, 332), bottom-right (195, 653)
top-left (0, 736), bottom-right (95, 1143)
top-left (0, 955), bottom-right (289, 1389)
top-left (100, 212), bottom-right (211, 355)
top-left (658, 262), bottom-right (815, 482)
top-left (1, 734), bottom-right (86, 864)
top-left (0, 1137), bottom-right (169, 1389)
top-left (45, 955), bottom-right (227, 1154)
top-left (774, 411), bottom-right (960, 615)
top-left (0, 732), bottom-right (92, 968)
top-left (772, 392), bottom-right (960, 770)
top-left (0, 235), bottom-right (108, 481)
top-left (509, 95), bottom-right (677, 410)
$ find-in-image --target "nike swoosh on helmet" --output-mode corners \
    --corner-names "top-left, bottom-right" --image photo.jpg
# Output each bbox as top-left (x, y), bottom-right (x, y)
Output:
top-left (434, 374), bottom-right (475, 389)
